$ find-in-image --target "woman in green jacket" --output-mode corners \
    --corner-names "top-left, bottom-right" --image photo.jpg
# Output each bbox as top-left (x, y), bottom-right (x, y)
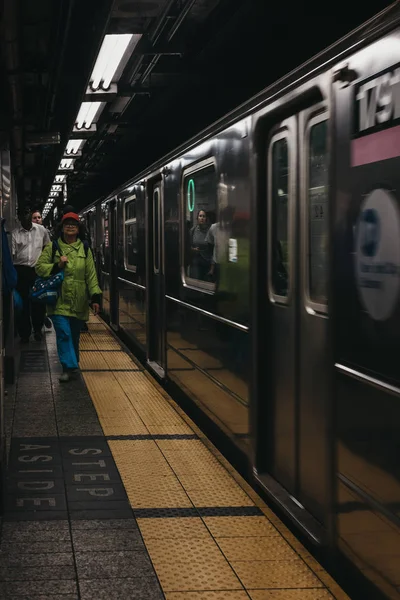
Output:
top-left (36, 212), bottom-right (102, 382)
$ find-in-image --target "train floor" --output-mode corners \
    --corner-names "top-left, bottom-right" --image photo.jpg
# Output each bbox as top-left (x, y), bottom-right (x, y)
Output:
top-left (1, 314), bottom-right (350, 600)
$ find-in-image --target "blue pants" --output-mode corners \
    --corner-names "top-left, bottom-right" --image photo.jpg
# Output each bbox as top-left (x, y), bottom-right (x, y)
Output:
top-left (51, 315), bottom-right (84, 370)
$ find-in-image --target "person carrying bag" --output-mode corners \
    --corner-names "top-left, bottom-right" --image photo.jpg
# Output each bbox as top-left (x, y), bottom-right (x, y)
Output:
top-left (35, 212), bottom-right (102, 382)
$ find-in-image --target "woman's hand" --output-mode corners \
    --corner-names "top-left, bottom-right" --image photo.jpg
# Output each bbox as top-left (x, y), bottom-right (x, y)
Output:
top-left (58, 256), bottom-right (68, 269)
top-left (92, 303), bottom-right (100, 315)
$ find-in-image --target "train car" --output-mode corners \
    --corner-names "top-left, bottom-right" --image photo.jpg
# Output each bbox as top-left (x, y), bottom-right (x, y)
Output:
top-left (80, 4), bottom-right (400, 598)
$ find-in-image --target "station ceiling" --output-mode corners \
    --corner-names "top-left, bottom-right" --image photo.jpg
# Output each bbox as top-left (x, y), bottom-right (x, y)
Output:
top-left (0, 0), bottom-right (395, 214)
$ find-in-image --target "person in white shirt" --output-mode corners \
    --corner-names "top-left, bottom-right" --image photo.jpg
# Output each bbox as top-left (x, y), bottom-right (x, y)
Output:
top-left (12, 207), bottom-right (50, 342)
top-left (32, 208), bottom-right (53, 331)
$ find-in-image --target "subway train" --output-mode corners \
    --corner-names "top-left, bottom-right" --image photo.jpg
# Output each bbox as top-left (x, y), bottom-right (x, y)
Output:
top-left (80, 5), bottom-right (400, 598)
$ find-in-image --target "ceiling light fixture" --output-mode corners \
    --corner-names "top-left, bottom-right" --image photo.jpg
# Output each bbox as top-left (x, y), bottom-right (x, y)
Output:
top-left (59, 158), bottom-right (75, 170)
top-left (65, 139), bottom-right (85, 155)
top-left (90, 34), bottom-right (138, 91)
top-left (75, 102), bottom-right (103, 130)
top-left (55, 174), bottom-right (67, 183)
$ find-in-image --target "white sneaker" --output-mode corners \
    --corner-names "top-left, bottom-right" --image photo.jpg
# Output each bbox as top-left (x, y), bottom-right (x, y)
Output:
top-left (59, 372), bottom-right (70, 383)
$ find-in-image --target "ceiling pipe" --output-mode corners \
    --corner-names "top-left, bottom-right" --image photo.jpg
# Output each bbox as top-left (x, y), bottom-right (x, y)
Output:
top-left (127, 0), bottom-right (176, 86)
top-left (45, 0), bottom-right (75, 129)
top-left (1, 0), bottom-right (24, 180)
top-left (167, 0), bottom-right (197, 42)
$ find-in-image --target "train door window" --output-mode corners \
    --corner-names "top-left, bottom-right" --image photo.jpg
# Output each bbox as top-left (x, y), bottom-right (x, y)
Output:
top-left (89, 211), bottom-right (96, 248)
top-left (153, 186), bottom-right (160, 273)
top-left (183, 158), bottom-right (217, 291)
top-left (307, 115), bottom-right (328, 311)
top-left (269, 133), bottom-right (290, 300)
top-left (124, 196), bottom-right (137, 272)
top-left (102, 204), bottom-right (110, 270)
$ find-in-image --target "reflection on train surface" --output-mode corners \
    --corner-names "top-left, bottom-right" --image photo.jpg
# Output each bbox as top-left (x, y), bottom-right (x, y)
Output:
top-left (80, 5), bottom-right (400, 599)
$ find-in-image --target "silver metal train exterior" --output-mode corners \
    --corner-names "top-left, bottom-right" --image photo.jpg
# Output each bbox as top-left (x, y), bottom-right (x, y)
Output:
top-left (81, 6), bottom-right (400, 598)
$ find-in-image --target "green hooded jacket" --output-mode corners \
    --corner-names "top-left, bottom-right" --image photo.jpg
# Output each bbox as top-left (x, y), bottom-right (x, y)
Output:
top-left (36, 238), bottom-right (102, 321)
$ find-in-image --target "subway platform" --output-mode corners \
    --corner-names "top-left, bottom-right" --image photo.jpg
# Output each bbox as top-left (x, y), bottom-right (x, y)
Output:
top-left (1, 315), bottom-right (350, 599)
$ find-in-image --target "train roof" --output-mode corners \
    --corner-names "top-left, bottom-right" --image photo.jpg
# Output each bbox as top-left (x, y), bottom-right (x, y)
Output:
top-left (81, 0), bottom-right (400, 212)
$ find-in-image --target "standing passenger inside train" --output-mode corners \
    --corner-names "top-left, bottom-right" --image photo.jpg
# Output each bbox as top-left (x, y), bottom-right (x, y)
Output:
top-left (36, 212), bottom-right (102, 382)
top-left (189, 210), bottom-right (212, 281)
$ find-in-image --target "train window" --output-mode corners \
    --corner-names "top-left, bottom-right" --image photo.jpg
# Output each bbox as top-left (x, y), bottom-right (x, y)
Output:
top-left (153, 186), bottom-right (160, 274)
top-left (183, 160), bottom-right (217, 291)
top-left (124, 197), bottom-right (137, 272)
top-left (270, 135), bottom-right (290, 298)
top-left (102, 206), bottom-right (110, 271)
top-left (307, 116), bottom-right (328, 308)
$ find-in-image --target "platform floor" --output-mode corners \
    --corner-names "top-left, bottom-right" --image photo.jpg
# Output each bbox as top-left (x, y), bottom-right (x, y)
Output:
top-left (1, 315), bottom-right (350, 599)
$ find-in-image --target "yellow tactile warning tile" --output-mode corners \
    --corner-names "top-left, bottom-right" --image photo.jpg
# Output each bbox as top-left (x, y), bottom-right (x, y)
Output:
top-left (216, 536), bottom-right (298, 561)
top-left (144, 537), bottom-right (243, 592)
top-left (79, 315), bottom-right (350, 600)
top-left (138, 518), bottom-right (211, 540)
top-left (101, 350), bottom-right (140, 370)
top-left (80, 333), bottom-right (98, 350)
top-left (83, 372), bottom-right (134, 415)
top-left (147, 423), bottom-right (194, 435)
top-left (176, 474), bottom-right (254, 507)
top-left (248, 592), bottom-right (334, 600)
top-left (165, 592), bottom-right (249, 599)
top-left (231, 560), bottom-right (324, 590)
top-left (117, 373), bottom-right (185, 426)
top-left (204, 516), bottom-right (280, 538)
top-left (101, 413), bottom-right (149, 436)
top-left (92, 333), bottom-right (121, 350)
top-left (79, 351), bottom-right (109, 370)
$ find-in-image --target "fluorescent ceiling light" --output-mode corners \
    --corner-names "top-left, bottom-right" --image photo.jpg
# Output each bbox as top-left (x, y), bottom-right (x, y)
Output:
top-left (75, 102), bottom-right (103, 130)
top-left (65, 139), bottom-right (85, 155)
top-left (59, 158), bottom-right (74, 170)
top-left (49, 192), bottom-right (58, 197)
top-left (55, 174), bottom-right (67, 183)
top-left (51, 185), bottom-right (62, 192)
top-left (90, 34), bottom-right (139, 91)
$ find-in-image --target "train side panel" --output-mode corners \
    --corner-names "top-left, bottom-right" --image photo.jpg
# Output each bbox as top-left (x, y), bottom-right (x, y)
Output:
top-left (333, 30), bottom-right (400, 597)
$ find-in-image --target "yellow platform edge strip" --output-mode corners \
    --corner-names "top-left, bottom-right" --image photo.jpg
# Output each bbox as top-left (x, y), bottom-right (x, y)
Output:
top-left (82, 315), bottom-right (349, 599)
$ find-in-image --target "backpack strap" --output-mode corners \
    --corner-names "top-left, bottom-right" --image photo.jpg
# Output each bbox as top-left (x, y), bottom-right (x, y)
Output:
top-left (51, 239), bottom-right (90, 262)
top-left (83, 239), bottom-right (90, 258)
top-left (51, 240), bottom-right (61, 263)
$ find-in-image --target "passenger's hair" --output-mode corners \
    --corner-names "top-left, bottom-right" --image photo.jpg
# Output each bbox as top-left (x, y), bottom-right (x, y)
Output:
top-left (62, 204), bottom-right (76, 215)
top-left (18, 206), bottom-right (31, 219)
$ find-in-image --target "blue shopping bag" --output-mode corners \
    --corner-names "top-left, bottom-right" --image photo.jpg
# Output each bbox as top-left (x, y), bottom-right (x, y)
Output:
top-left (30, 270), bottom-right (64, 305)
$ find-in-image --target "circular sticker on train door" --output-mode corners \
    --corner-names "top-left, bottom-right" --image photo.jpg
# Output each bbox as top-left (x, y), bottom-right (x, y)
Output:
top-left (355, 188), bottom-right (400, 321)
